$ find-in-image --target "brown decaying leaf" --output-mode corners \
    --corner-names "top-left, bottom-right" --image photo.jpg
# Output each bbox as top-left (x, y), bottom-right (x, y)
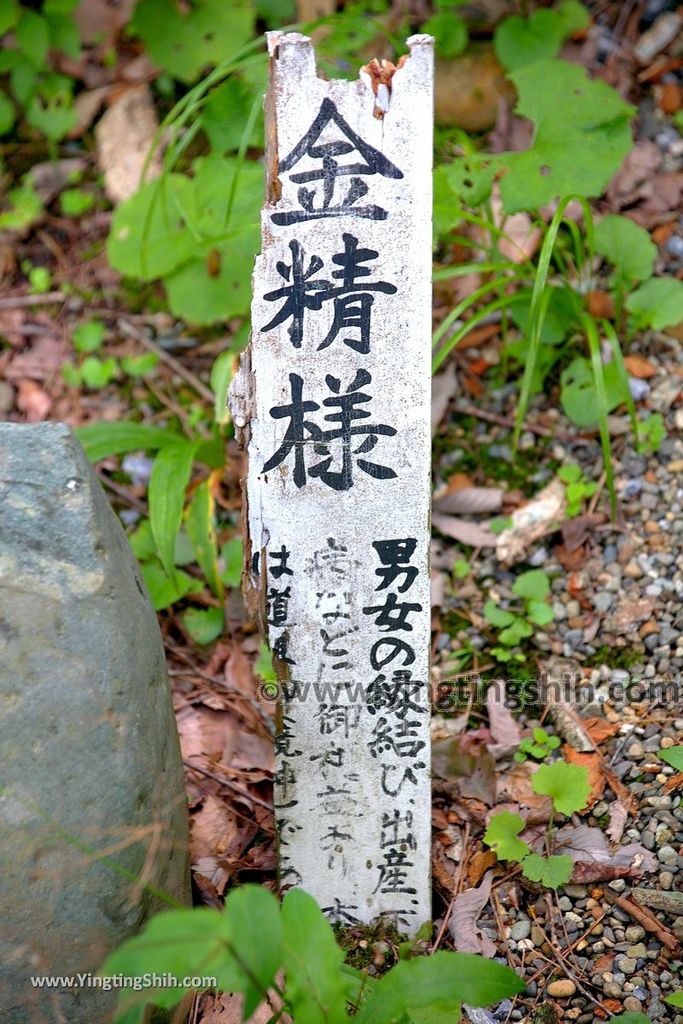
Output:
top-left (624, 354), bottom-right (658, 379)
top-left (431, 363), bottom-right (459, 436)
top-left (495, 761), bottom-right (553, 822)
top-left (496, 480), bottom-right (566, 565)
top-left (486, 681), bottom-right (521, 752)
top-left (449, 870), bottom-right (496, 957)
top-left (95, 85), bottom-right (162, 203)
top-left (606, 801), bottom-right (628, 844)
top-left (582, 717), bottom-right (621, 745)
top-left (555, 824), bottom-right (656, 883)
top-left (15, 379), bottom-right (51, 422)
top-left (433, 486), bottom-right (503, 516)
top-left (560, 513), bottom-right (604, 554)
top-left (432, 512), bottom-right (497, 548)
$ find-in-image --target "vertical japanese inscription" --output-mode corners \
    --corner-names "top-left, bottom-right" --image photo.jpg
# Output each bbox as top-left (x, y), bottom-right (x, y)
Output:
top-left (231, 32), bottom-right (434, 934)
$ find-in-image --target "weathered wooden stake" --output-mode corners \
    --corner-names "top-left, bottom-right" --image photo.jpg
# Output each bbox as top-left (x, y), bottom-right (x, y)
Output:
top-left (231, 31), bottom-right (434, 934)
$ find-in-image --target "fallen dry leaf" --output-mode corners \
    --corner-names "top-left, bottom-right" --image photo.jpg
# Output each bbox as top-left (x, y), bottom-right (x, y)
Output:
top-left (15, 379), bottom-right (51, 421)
top-left (555, 824), bottom-right (656, 883)
top-left (486, 681), bottom-right (521, 754)
top-left (432, 512), bottom-right (497, 548)
top-left (624, 354), bottom-right (658, 379)
top-left (431, 363), bottom-right (459, 436)
top-left (606, 801), bottom-right (628, 844)
top-left (449, 870), bottom-right (496, 957)
top-left (433, 486), bottom-right (503, 516)
top-left (582, 717), bottom-right (621, 745)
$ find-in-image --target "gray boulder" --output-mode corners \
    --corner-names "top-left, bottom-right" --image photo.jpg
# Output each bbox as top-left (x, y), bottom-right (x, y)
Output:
top-left (0, 423), bottom-right (191, 1023)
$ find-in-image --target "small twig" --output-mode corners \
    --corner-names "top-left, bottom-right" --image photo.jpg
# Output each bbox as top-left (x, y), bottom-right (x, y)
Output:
top-left (0, 290), bottom-right (67, 309)
top-left (118, 317), bottom-right (215, 404)
top-left (452, 402), bottom-right (592, 446)
top-left (97, 470), bottom-right (148, 513)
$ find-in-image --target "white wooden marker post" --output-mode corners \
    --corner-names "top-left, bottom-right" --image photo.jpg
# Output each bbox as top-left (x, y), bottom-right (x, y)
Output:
top-left (231, 31), bottom-right (433, 934)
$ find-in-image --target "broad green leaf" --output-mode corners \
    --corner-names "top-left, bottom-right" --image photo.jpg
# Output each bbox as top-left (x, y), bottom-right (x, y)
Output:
top-left (659, 745), bottom-right (683, 772)
top-left (104, 905), bottom-right (246, 1021)
top-left (355, 952), bottom-right (525, 1024)
top-left (107, 176), bottom-right (195, 281)
top-left (560, 356), bottom-right (630, 428)
top-left (0, 182), bottom-right (43, 231)
top-left (483, 811), bottom-right (530, 863)
top-left (140, 560), bottom-right (202, 610)
top-left (422, 12), bottom-right (467, 59)
top-left (211, 349), bottom-right (234, 426)
top-left (200, 75), bottom-right (264, 154)
top-left (77, 422), bottom-right (183, 462)
top-left (558, 464), bottom-right (581, 484)
top-left (526, 600), bottom-right (554, 626)
top-left (60, 187), bottom-right (94, 216)
top-left (26, 76), bottom-right (76, 140)
top-left (483, 600), bottom-right (515, 628)
top-left (186, 479), bottom-right (223, 599)
top-left (45, 10), bottom-right (81, 58)
top-left (164, 236), bottom-right (255, 324)
top-left (531, 761), bottom-right (591, 815)
top-left (221, 537), bottom-right (243, 589)
top-left (611, 1014), bottom-right (655, 1024)
top-left (594, 214), bottom-right (656, 282)
top-left (664, 992), bottom-right (683, 1008)
top-left (80, 356), bottom-right (118, 389)
top-left (282, 888), bottom-right (348, 1024)
top-left (182, 604), bottom-right (225, 645)
top-left (499, 617), bottom-right (533, 646)
top-left (0, 91), bottom-right (14, 134)
top-left (626, 277), bottom-right (683, 330)
top-left (500, 59), bottom-right (634, 213)
top-left (512, 569), bottom-right (550, 601)
top-left (149, 441), bottom-right (196, 577)
top-left (508, 286), bottom-right (581, 347)
top-left (255, 642), bottom-right (276, 683)
top-left (494, 9), bottom-right (567, 71)
top-left (0, 0), bottom-right (19, 34)
top-left (521, 852), bottom-right (573, 889)
top-left (73, 320), bottom-right (105, 352)
top-left (129, 519), bottom-right (156, 561)
top-left (132, 0), bottom-right (254, 83)
top-left (224, 885), bottom-right (283, 1017)
top-left (121, 353), bottom-right (159, 377)
top-left (16, 9), bottom-right (49, 67)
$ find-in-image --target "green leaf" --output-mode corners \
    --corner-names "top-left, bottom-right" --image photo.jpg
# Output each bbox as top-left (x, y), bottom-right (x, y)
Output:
top-left (626, 277), bottom-right (683, 330)
top-left (149, 441), bottom-right (197, 577)
top-left (16, 10), bottom-right (50, 67)
top-left (226, 885), bottom-right (283, 1017)
top-left (422, 12), bottom-right (467, 59)
top-left (211, 349), bottom-right (234, 426)
top-left (355, 952), bottom-right (525, 1024)
top-left (282, 888), bottom-right (349, 1024)
top-left (26, 75), bottom-right (76, 140)
top-left (0, 182), bottom-right (43, 231)
top-left (483, 600), bottom-right (515, 628)
top-left (0, 91), bottom-right (15, 134)
top-left (499, 59), bottom-right (635, 213)
top-left (62, 362), bottom-right (81, 387)
top-left (60, 187), bottom-right (95, 217)
top-left (45, 11), bottom-right (81, 58)
top-left (107, 176), bottom-right (195, 281)
top-left (129, 519), bottom-right (156, 561)
top-left (0, 0), bottom-right (19, 35)
top-left (611, 1014), bottom-right (655, 1024)
top-left (483, 811), bottom-right (530, 863)
top-left (512, 569), bottom-right (550, 601)
top-left (659, 745), bottom-right (683, 772)
top-left (664, 992), bottom-right (683, 1008)
top-left (499, 618), bottom-right (533, 646)
top-left (28, 266), bottom-right (51, 293)
top-left (79, 356), bottom-right (118, 389)
top-left (140, 560), bottom-right (202, 610)
top-left (531, 761), bottom-right (591, 815)
top-left (132, 0), bottom-right (254, 83)
top-left (560, 356), bottom-right (630, 428)
top-left (526, 600), bottom-right (554, 627)
top-left (186, 479), bottom-right (223, 599)
top-left (200, 74), bottom-right (264, 154)
top-left (182, 606), bottom-right (223, 644)
top-left (533, 728), bottom-right (548, 743)
top-left (594, 214), bottom-right (656, 282)
top-left (558, 464), bottom-right (581, 484)
top-left (121, 352), bottom-right (159, 377)
top-left (521, 852), bottom-right (573, 888)
top-left (76, 422), bottom-right (182, 462)
top-left (636, 412), bottom-right (666, 455)
top-left (220, 537), bottom-right (243, 589)
top-left (494, 9), bottom-right (567, 71)
top-left (73, 320), bottom-right (105, 353)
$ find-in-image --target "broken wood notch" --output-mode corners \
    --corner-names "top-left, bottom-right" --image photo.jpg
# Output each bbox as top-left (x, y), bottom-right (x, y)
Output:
top-left (230, 31), bottom-right (434, 935)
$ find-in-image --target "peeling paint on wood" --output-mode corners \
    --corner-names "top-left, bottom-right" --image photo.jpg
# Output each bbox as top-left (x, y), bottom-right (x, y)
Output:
top-left (230, 31), bottom-right (434, 934)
